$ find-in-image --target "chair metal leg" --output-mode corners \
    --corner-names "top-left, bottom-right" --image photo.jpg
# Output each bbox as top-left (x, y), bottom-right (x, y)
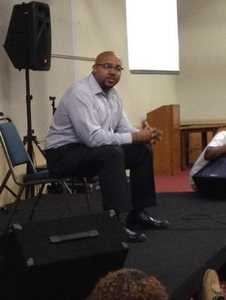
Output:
top-left (5, 186), bottom-right (25, 230)
top-left (28, 184), bottom-right (46, 221)
top-left (83, 177), bottom-right (91, 213)
top-left (61, 180), bottom-right (73, 194)
top-left (60, 181), bottom-right (73, 216)
top-left (0, 169), bottom-right (17, 198)
top-left (28, 180), bottom-right (73, 221)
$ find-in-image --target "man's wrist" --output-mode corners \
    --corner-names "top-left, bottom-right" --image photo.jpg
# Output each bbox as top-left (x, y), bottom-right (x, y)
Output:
top-left (132, 132), bottom-right (141, 142)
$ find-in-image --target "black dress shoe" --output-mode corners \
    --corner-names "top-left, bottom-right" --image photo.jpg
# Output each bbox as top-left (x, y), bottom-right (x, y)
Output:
top-left (123, 227), bottom-right (146, 243)
top-left (126, 211), bottom-right (169, 229)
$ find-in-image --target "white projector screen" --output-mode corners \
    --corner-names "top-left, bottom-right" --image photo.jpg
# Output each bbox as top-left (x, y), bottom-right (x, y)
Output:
top-left (125, 0), bottom-right (179, 74)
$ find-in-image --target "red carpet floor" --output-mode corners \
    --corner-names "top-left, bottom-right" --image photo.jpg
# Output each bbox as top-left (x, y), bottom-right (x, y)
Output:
top-left (155, 166), bottom-right (194, 193)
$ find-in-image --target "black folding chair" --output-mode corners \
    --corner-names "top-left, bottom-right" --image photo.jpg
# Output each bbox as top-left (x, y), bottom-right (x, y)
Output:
top-left (0, 121), bottom-right (74, 229)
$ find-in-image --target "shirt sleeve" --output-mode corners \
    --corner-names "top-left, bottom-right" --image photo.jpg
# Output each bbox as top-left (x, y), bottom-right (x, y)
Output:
top-left (189, 131), bottom-right (226, 188)
top-left (207, 131), bottom-right (226, 147)
top-left (115, 111), bottom-right (139, 134)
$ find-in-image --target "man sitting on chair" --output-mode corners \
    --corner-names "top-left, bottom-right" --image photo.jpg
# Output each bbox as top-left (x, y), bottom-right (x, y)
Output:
top-left (45, 51), bottom-right (169, 243)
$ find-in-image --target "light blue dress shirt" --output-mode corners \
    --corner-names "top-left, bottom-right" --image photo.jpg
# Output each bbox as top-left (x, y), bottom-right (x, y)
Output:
top-left (45, 73), bottom-right (138, 149)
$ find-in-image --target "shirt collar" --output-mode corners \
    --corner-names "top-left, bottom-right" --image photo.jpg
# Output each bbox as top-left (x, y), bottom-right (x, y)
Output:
top-left (88, 73), bottom-right (115, 97)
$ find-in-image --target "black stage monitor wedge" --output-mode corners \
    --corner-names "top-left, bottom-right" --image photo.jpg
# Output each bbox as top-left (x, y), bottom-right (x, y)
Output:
top-left (0, 212), bottom-right (129, 300)
top-left (3, 1), bottom-right (51, 71)
top-left (193, 154), bottom-right (226, 197)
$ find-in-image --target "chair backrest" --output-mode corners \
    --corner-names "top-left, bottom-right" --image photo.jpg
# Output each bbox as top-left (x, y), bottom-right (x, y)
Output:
top-left (0, 122), bottom-right (30, 167)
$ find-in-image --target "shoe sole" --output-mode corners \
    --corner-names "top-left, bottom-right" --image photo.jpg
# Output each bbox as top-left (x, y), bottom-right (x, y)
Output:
top-left (126, 220), bottom-right (169, 230)
top-left (126, 235), bottom-right (147, 243)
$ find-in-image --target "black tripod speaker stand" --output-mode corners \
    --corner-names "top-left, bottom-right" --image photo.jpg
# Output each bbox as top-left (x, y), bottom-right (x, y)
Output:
top-left (23, 68), bottom-right (47, 197)
top-left (24, 68), bottom-right (46, 166)
top-left (3, 1), bottom-right (51, 165)
top-left (1, 1), bottom-right (51, 202)
top-left (0, 69), bottom-right (46, 200)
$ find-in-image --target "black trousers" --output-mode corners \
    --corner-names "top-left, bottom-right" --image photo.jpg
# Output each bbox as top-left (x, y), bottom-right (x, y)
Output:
top-left (46, 143), bottom-right (156, 214)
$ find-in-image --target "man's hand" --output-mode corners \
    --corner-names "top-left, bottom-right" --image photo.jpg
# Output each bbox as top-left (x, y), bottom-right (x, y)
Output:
top-left (143, 121), bottom-right (163, 144)
top-left (149, 127), bottom-right (163, 145)
top-left (132, 121), bottom-right (163, 145)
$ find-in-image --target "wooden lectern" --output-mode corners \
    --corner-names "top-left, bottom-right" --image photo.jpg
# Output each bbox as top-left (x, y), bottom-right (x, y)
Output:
top-left (147, 105), bottom-right (181, 175)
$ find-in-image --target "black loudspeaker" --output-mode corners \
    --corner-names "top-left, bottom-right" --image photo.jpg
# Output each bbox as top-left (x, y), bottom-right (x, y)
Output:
top-left (3, 1), bottom-right (51, 71)
top-left (0, 212), bottom-right (129, 300)
top-left (193, 155), bottom-right (226, 196)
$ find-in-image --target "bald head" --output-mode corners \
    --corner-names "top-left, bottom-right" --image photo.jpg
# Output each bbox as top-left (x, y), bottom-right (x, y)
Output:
top-left (94, 51), bottom-right (122, 65)
top-left (92, 51), bottom-right (123, 92)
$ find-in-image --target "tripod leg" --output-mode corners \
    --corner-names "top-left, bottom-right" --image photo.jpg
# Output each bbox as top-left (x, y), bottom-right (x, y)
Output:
top-left (33, 136), bottom-right (46, 159)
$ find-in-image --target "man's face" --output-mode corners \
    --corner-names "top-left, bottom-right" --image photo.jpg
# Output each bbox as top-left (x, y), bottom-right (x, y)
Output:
top-left (92, 53), bottom-right (123, 92)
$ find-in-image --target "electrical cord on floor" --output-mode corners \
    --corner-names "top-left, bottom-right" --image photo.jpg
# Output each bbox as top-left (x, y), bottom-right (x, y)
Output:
top-left (212, 214), bottom-right (226, 225)
top-left (180, 213), bottom-right (226, 225)
top-left (180, 214), bottom-right (212, 220)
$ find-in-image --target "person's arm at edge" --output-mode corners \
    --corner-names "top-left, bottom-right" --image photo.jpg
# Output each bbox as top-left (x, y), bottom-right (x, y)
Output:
top-left (204, 144), bottom-right (226, 161)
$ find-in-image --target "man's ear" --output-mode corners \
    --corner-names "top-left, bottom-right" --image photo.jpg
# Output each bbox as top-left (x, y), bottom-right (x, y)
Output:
top-left (92, 64), bottom-right (96, 74)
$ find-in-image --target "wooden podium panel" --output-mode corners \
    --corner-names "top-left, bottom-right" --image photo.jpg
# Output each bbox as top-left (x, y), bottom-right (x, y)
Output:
top-left (147, 105), bottom-right (181, 175)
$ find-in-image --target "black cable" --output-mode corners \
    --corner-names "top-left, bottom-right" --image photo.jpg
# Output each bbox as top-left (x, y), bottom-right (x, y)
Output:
top-left (180, 213), bottom-right (226, 226)
top-left (212, 214), bottom-right (226, 225)
top-left (180, 214), bottom-right (212, 220)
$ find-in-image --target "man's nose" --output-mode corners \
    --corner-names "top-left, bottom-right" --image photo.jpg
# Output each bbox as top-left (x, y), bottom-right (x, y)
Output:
top-left (109, 68), bottom-right (117, 74)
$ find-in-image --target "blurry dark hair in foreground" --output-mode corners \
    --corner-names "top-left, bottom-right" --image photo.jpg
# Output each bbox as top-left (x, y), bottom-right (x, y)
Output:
top-left (88, 267), bottom-right (169, 300)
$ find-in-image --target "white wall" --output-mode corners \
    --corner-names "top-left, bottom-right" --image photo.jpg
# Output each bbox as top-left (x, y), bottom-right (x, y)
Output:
top-left (177, 0), bottom-right (226, 121)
